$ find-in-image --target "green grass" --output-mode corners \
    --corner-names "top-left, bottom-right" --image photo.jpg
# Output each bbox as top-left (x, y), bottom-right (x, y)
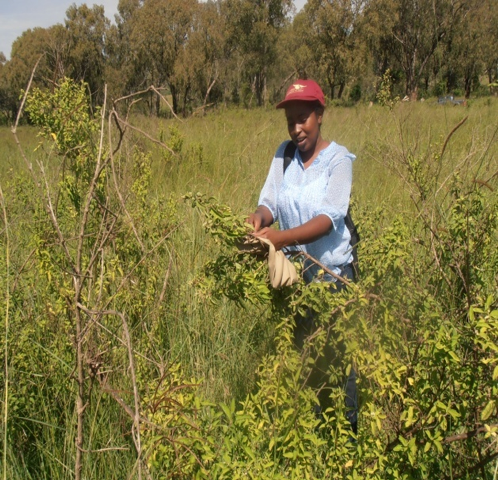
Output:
top-left (3, 97), bottom-right (496, 208)
top-left (128, 98), bottom-right (498, 207)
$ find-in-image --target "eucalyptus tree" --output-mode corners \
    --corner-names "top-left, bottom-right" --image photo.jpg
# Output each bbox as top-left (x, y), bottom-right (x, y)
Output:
top-left (428, 0), bottom-right (497, 98)
top-left (103, 0), bottom-right (145, 103)
top-left (270, 15), bottom-right (315, 105)
top-left (223, 0), bottom-right (294, 106)
top-left (117, 0), bottom-right (142, 20)
top-left (291, 0), bottom-right (364, 99)
top-left (176, 0), bottom-right (227, 112)
top-left (439, 0), bottom-right (488, 98)
top-left (1, 28), bottom-right (56, 119)
top-left (0, 52), bottom-right (10, 122)
top-left (124, 0), bottom-right (197, 115)
top-left (277, 13), bottom-right (312, 79)
top-left (63, 4), bottom-right (111, 106)
top-left (363, 0), bottom-right (462, 100)
top-left (0, 4), bottom-right (109, 115)
top-left (480, 0), bottom-right (498, 85)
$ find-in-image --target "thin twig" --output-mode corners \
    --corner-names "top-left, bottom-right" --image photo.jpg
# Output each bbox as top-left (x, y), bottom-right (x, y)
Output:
top-left (443, 451), bottom-right (498, 480)
top-left (73, 86), bottom-right (110, 480)
top-left (288, 250), bottom-right (352, 286)
top-left (443, 424), bottom-right (498, 444)
top-left (113, 85), bottom-right (180, 122)
top-left (11, 56), bottom-right (43, 181)
top-left (76, 84), bottom-right (108, 278)
top-left (76, 303), bottom-right (159, 368)
top-left (110, 109), bottom-right (177, 156)
top-left (10, 248), bottom-right (36, 295)
top-left (157, 249), bottom-right (174, 306)
top-left (114, 309), bottom-right (142, 479)
top-left (108, 115), bottom-right (146, 253)
top-left (1, 185), bottom-right (10, 480)
top-left (77, 446), bottom-right (130, 453)
top-left (99, 222), bottom-right (182, 314)
top-left (37, 160), bottom-right (74, 266)
top-left (12, 54), bottom-right (44, 133)
top-left (88, 309), bottom-right (142, 479)
top-left (98, 382), bottom-right (151, 426)
top-left (440, 116), bottom-right (468, 160)
top-left (150, 85), bottom-right (183, 122)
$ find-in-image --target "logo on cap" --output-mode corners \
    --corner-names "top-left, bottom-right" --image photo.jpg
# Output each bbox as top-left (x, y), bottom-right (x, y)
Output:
top-left (288, 83), bottom-right (306, 94)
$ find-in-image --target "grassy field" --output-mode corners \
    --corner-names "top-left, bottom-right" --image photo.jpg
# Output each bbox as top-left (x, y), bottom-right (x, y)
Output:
top-left (2, 98), bottom-right (497, 393)
top-left (1, 96), bottom-right (497, 478)
top-left (109, 97), bottom-right (498, 204)
top-left (4, 97), bottom-right (496, 203)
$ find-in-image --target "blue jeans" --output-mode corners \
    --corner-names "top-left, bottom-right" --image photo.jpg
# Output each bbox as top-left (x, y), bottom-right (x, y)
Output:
top-left (294, 263), bottom-right (358, 433)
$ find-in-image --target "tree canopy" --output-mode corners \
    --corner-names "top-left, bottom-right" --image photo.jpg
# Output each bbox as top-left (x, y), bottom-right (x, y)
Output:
top-left (0, 0), bottom-right (496, 121)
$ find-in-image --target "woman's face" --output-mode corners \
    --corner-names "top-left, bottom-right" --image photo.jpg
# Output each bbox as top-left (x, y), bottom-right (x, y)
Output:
top-left (285, 101), bottom-right (323, 154)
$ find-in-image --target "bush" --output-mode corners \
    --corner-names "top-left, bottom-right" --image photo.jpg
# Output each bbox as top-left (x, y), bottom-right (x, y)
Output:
top-left (349, 84), bottom-right (362, 103)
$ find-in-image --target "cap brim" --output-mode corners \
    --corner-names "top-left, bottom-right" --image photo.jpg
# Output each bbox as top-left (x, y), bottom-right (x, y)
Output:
top-left (275, 97), bottom-right (325, 109)
top-left (275, 99), bottom-right (289, 109)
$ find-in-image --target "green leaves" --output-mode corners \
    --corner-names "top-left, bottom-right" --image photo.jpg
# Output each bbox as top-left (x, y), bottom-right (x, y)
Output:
top-left (6, 79), bottom-right (498, 478)
top-left (481, 400), bottom-right (496, 422)
top-left (377, 69), bottom-right (400, 109)
top-left (26, 78), bottom-right (99, 161)
top-left (184, 192), bottom-right (250, 244)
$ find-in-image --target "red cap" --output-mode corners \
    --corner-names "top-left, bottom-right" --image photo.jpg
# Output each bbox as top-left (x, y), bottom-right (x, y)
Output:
top-left (276, 79), bottom-right (325, 109)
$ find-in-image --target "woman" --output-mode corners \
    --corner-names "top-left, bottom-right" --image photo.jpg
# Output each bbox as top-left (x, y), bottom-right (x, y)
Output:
top-left (247, 79), bottom-right (357, 431)
top-left (248, 79), bottom-right (356, 284)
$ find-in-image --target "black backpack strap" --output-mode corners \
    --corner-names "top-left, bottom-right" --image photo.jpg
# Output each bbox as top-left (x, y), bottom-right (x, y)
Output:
top-left (283, 141), bottom-right (296, 174)
top-left (345, 207), bottom-right (360, 280)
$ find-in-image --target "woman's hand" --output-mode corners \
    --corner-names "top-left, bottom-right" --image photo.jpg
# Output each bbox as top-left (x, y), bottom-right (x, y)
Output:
top-left (252, 227), bottom-right (288, 251)
top-left (246, 212), bottom-right (263, 231)
top-left (246, 206), bottom-right (273, 232)
top-left (252, 214), bottom-right (333, 251)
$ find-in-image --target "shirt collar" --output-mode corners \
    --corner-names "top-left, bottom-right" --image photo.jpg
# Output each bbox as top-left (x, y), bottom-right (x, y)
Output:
top-left (296, 142), bottom-right (336, 168)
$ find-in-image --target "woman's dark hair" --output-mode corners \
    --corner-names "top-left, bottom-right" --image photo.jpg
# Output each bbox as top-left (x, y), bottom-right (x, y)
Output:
top-left (313, 101), bottom-right (325, 115)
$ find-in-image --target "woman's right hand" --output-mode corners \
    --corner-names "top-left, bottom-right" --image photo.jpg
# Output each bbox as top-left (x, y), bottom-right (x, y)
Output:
top-left (246, 212), bottom-right (263, 231)
top-left (246, 206), bottom-right (273, 232)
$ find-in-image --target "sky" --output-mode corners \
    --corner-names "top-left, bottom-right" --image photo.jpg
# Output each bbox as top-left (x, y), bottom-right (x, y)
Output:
top-left (0, 0), bottom-right (119, 59)
top-left (0, 0), bottom-right (306, 61)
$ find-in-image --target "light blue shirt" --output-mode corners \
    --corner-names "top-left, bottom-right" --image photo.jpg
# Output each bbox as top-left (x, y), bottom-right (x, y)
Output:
top-left (258, 140), bottom-right (356, 283)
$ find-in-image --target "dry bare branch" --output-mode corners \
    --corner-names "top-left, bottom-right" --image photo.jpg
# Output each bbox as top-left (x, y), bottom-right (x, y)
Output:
top-left (110, 109), bottom-right (177, 156)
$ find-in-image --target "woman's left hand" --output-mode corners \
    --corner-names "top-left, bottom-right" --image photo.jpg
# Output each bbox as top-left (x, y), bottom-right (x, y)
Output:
top-left (252, 227), bottom-right (288, 251)
top-left (251, 215), bottom-right (333, 252)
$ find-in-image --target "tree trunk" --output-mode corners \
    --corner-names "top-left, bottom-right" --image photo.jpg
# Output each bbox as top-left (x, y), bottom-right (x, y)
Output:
top-left (337, 82), bottom-right (345, 99)
top-left (410, 85), bottom-right (418, 101)
top-left (327, 77), bottom-right (335, 100)
top-left (203, 79), bottom-right (217, 108)
top-left (406, 58), bottom-right (418, 101)
top-left (170, 85), bottom-right (179, 115)
top-left (255, 72), bottom-right (264, 107)
top-left (182, 84), bottom-right (190, 117)
top-left (464, 72), bottom-right (472, 99)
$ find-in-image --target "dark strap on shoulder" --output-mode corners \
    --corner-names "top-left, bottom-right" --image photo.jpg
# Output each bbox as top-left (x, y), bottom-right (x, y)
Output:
top-left (283, 141), bottom-right (297, 174)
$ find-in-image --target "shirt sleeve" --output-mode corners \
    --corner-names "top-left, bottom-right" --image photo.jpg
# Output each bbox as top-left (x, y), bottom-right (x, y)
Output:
top-left (312, 151), bottom-right (354, 230)
top-left (257, 141), bottom-right (289, 223)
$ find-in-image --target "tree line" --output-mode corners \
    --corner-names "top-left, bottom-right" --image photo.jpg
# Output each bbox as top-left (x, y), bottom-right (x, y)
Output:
top-left (0, 0), bottom-right (497, 120)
